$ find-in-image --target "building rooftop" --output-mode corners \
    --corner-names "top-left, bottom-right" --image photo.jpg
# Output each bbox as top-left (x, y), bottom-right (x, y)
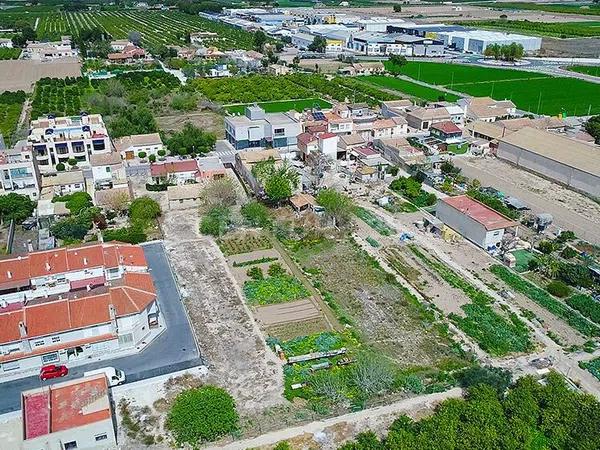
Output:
top-left (150, 160), bottom-right (199, 177)
top-left (41, 171), bottom-right (85, 187)
top-left (90, 151), bottom-right (122, 167)
top-left (431, 121), bottom-right (462, 134)
top-left (499, 127), bottom-right (600, 176)
top-left (113, 133), bottom-right (163, 152)
top-left (23, 374), bottom-right (111, 440)
top-left (441, 195), bottom-right (518, 231)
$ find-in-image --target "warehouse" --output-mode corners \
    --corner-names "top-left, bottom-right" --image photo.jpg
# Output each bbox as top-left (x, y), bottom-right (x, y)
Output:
top-left (436, 195), bottom-right (518, 251)
top-left (437, 30), bottom-right (542, 54)
top-left (497, 127), bottom-right (600, 197)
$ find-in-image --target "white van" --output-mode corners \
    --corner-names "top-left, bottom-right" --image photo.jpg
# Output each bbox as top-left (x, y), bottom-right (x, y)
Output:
top-left (84, 367), bottom-right (126, 387)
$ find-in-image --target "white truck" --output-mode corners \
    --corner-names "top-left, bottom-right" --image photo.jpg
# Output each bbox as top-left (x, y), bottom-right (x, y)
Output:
top-left (84, 367), bottom-right (126, 387)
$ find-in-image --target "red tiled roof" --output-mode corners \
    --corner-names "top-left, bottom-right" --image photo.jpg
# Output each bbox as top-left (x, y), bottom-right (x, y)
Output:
top-left (24, 392), bottom-right (50, 439)
top-left (26, 301), bottom-right (72, 337)
top-left (441, 195), bottom-right (518, 230)
top-left (318, 132), bottom-right (337, 139)
top-left (297, 132), bottom-right (317, 146)
top-left (66, 245), bottom-right (105, 271)
top-left (151, 160), bottom-right (199, 177)
top-left (431, 121), bottom-right (462, 134)
top-left (0, 256), bottom-right (30, 288)
top-left (28, 249), bottom-right (69, 278)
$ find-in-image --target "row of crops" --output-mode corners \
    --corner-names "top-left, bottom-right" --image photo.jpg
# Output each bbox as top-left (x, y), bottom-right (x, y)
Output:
top-left (453, 19), bottom-right (600, 38)
top-left (33, 11), bottom-right (255, 49)
top-left (0, 91), bottom-right (26, 146)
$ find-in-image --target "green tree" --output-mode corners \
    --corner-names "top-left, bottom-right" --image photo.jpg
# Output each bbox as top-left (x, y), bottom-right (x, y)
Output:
top-left (108, 105), bottom-right (157, 139)
top-left (393, 4), bottom-right (402, 12)
top-left (241, 201), bottom-right (271, 228)
top-left (166, 122), bottom-right (216, 156)
top-left (166, 386), bottom-right (238, 445)
top-left (129, 196), bottom-right (161, 226)
top-left (458, 366), bottom-right (512, 395)
top-left (0, 193), bottom-right (34, 224)
top-left (308, 36), bottom-right (327, 53)
top-left (316, 188), bottom-right (354, 227)
top-left (264, 172), bottom-right (293, 204)
top-left (51, 216), bottom-right (90, 241)
top-left (388, 54), bottom-right (407, 68)
top-left (253, 30), bottom-right (267, 51)
top-left (200, 206), bottom-right (230, 237)
top-left (584, 115), bottom-right (600, 144)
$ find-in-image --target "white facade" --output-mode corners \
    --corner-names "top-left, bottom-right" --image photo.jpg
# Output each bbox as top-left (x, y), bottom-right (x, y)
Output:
top-left (319, 134), bottom-right (338, 159)
top-left (439, 30), bottom-right (542, 54)
top-left (28, 114), bottom-right (111, 173)
top-left (24, 37), bottom-right (79, 61)
top-left (0, 145), bottom-right (40, 200)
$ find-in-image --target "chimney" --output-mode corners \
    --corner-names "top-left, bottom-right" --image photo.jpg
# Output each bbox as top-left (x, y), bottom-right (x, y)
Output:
top-left (109, 304), bottom-right (118, 334)
top-left (7, 271), bottom-right (12, 279)
top-left (45, 261), bottom-right (51, 272)
top-left (83, 257), bottom-right (88, 266)
top-left (18, 321), bottom-right (27, 338)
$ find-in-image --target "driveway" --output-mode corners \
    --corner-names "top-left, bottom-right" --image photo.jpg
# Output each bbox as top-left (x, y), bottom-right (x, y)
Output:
top-left (0, 241), bottom-right (202, 414)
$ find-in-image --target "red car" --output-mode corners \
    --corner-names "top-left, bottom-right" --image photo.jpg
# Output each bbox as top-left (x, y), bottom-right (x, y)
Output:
top-left (39, 364), bottom-right (69, 381)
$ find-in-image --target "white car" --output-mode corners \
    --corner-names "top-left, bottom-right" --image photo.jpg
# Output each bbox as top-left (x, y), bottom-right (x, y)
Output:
top-left (84, 367), bottom-right (126, 387)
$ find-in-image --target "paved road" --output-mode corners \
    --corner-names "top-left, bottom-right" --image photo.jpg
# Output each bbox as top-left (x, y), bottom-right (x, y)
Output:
top-left (453, 158), bottom-right (600, 245)
top-left (0, 242), bottom-right (202, 414)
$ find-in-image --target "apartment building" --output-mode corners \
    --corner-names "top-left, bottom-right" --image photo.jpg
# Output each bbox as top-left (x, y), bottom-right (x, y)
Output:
top-left (225, 105), bottom-right (302, 150)
top-left (28, 114), bottom-right (112, 173)
top-left (0, 142), bottom-right (41, 200)
top-left (0, 242), bottom-right (158, 373)
top-left (22, 374), bottom-right (117, 450)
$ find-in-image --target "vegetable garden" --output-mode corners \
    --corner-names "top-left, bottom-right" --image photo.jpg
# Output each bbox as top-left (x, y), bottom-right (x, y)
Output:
top-left (0, 91), bottom-right (26, 146)
top-left (385, 61), bottom-right (600, 116)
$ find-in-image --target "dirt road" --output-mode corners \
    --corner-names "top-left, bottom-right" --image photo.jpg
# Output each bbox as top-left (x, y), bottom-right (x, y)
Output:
top-left (453, 158), bottom-right (600, 245)
top-left (208, 388), bottom-right (463, 450)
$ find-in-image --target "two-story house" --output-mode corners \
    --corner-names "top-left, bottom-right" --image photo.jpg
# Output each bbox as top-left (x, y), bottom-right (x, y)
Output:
top-left (0, 142), bottom-right (41, 200)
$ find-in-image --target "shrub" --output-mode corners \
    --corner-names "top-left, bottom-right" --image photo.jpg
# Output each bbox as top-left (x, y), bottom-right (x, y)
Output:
top-left (129, 196), bottom-right (161, 225)
top-left (559, 262), bottom-right (593, 288)
top-left (68, 158), bottom-right (78, 166)
top-left (200, 206), bottom-right (230, 237)
top-left (561, 246), bottom-right (578, 259)
top-left (458, 366), bottom-right (512, 394)
top-left (528, 258), bottom-right (540, 271)
top-left (556, 230), bottom-right (576, 243)
top-left (546, 280), bottom-right (571, 298)
top-left (241, 201), bottom-right (271, 228)
top-left (166, 386), bottom-right (238, 445)
top-left (537, 240), bottom-right (556, 254)
top-left (246, 266), bottom-right (263, 280)
top-left (267, 262), bottom-right (286, 277)
top-left (157, 149), bottom-right (166, 157)
top-left (56, 163), bottom-right (65, 171)
top-left (103, 224), bottom-right (147, 244)
top-left (148, 154), bottom-right (156, 163)
top-left (138, 151), bottom-right (147, 159)
top-left (53, 192), bottom-right (93, 214)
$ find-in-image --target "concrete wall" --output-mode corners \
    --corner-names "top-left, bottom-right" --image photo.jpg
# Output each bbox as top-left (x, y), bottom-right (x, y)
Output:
top-left (23, 417), bottom-right (117, 450)
top-left (497, 141), bottom-right (600, 197)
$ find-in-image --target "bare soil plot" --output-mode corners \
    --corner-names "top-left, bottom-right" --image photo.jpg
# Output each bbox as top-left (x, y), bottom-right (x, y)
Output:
top-left (541, 37), bottom-right (600, 57)
top-left (156, 109), bottom-right (225, 138)
top-left (0, 59), bottom-right (82, 93)
top-left (160, 208), bottom-right (285, 411)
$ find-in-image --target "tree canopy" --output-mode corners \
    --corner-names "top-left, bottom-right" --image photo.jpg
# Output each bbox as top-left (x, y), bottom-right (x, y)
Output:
top-left (129, 196), bottom-right (161, 226)
top-left (0, 193), bottom-right (34, 224)
top-left (166, 122), bottom-right (216, 156)
top-left (585, 115), bottom-right (600, 144)
top-left (316, 188), bottom-right (354, 227)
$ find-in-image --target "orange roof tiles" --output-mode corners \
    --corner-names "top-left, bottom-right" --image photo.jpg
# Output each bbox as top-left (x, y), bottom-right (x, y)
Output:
top-left (25, 300), bottom-right (72, 337)
top-left (29, 249), bottom-right (69, 278)
top-left (66, 245), bottom-right (105, 270)
top-left (0, 310), bottom-right (24, 343)
top-left (0, 256), bottom-right (30, 287)
top-left (69, 294), bottom-right (111, 329)
top-left (442, 195), bottom-right (518, 231)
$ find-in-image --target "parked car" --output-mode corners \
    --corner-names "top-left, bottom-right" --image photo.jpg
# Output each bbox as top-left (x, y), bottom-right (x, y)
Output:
top-left (84, 367), bottom-right (126, 387)
top-left (40, 364), bottom-right (68, 381)
top-left (21, 218), bottom-right (37, 230)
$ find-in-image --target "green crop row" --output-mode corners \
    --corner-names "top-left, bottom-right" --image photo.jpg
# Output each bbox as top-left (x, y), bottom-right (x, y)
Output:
top-left (490, 265), bottom-right (600, 337)
top-left (354, 207), bottom-right (395, 236)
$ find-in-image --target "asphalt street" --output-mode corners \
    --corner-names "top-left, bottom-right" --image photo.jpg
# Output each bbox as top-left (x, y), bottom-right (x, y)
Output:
top-left (0, 241), bottom-right (202, 414)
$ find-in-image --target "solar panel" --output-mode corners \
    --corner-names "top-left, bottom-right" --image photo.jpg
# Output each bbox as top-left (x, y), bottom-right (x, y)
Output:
top-left (313, 112), bottom-right (325, 121)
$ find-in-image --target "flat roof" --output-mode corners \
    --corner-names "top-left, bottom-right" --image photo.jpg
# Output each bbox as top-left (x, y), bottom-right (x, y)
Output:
top-left (441, 195), bottom-right (517, 230)
top-left (499, 127), bottom-right (600, 177)
top-left (23, 374), bottom-right (111, 440)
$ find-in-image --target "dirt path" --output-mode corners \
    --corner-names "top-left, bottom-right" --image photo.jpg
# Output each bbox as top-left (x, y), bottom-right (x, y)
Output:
top-left (208, 388), bottom-right (463, 450)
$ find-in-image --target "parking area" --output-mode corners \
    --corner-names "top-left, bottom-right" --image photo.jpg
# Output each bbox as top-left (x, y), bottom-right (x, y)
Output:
top-left (0, 241), bottom-right (202, 414)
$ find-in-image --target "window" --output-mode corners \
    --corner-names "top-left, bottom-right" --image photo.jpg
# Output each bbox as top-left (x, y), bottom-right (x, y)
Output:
top-left (51, 336), bottom-right (61, 343)
top-left (33, 340), bottom-right (45, 347)
top-left (64, 441), bottom-right (78, 449)
top-left (273, 128), bottom-right (285, 136)
top-left (2, 361), bottom-right (20, 372)
top-left (105, 167), bottom-right (111, 173)
top-left (118, 333), bottom-right (134, 346)
top-left (41, 352), bottom-right (59, 364)
top-left (95, 433), bottom-right (108, 442)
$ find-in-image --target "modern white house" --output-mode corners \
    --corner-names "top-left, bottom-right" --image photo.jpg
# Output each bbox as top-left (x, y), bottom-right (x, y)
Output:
top-left (28, 114), bottom-right (112, 173)
top-left (22, 374), bottom-right (117, 450)
top-left (0, 142), bottom-right (41, 200)
top-left (436, 195), bottom-right (518, 251)
top-left (24, 37), bottom-right (79, 61)
top-left (225, 105), bottom-right (302, 150)
top-left (113, 132), bottom-right (164, 160)
top-left (90, 151), bottom-right (127, 191)
top-left (0, 243), bottom-right (159, 374)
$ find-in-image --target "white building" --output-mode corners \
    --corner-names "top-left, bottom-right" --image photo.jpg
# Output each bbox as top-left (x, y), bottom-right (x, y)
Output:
top-left (0, 243), bottom-right (158, 374)
top-left (113, 133), bottom-right (164, 160)
top-left (357, 17), bottom-right (409, 32)
top-left (28, 114), bottom-right (112, 173)
top-left (438, 30), bottom-right (542, 54)
top-left (41, 170), bottom-right (86, 196)
top-left (225, 105), bottom-right (302, 151)
top-left (24, 36), bottom-right (78, 61)
top-left (110, 39), bottom-right (131, 51)
top-left (22, 374), bottom-right (117, 450)
top-left (459, 97), bottom-right (516, 123)
top-left (0, 142), bottom-right (41, 200)
top-left (0, 38), bottom-right (13, 48)
top-left (436, 195), bottom-right (518, 251)
top-left (90, 151), bottom-right (127, 190)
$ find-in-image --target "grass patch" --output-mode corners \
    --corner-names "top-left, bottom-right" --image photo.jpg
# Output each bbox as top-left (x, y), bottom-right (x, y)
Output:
top-left (225, 98), bottom-right (331, 114)
top-left (452, 19), bottom-right (600, 38)
top-left (410, 246), bottom-right (532, 356)
top-left (566, 294), bottom-right (600, 325)
top-left (490, 265), bottom-right (600, 337)
top-left (243, 275), bottom-right (310, 305)
top-left (360, 76), bottom-right (460, 102)
top-left (567, 65), bottom-right (600, 77)
top-left (353, 207), bottom-right (395, 236)
top-left (511, 249), bottom-right (537, 273)
top-left (385, 61), bottom-right (600, 116)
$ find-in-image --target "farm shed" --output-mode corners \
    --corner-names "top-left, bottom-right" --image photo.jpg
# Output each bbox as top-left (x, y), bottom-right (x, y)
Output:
top-left (497, 127), bottom-right (600, 197)
top-left (436, 195), bottom-right (518, 251)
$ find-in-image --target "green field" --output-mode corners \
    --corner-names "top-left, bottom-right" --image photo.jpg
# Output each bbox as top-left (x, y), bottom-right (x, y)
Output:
top-left (360, 76), bottom-right (460, 102)
top-left (5, 10), bottom-right (255, 49)
top-left (0, 91), bottom-right (26, 146)
top-left (386, 61), bottom-right (600, 116)
top-left (452, 19), bottom-right (600, 38)
top-left (474, 2), bottom-right (600, 16)
top-left (0, 48), bottom-right (20, 60)
top-left (567, 65), bottom-right (600, 77)
top-left (225, 98), bottom-right (332, 114)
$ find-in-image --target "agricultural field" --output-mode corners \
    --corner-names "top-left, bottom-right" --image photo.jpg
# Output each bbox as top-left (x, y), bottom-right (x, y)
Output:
top-left (567, 64), bottom-right (600, 77)
top-left (386, 61), bottom-right (600, 116)
top-left (354, 206), bottom-right (396, 236)
top-left (474, 2), bottom-right (600, 16)
top-left (360, 76), bottom-right (460, 102)
top-left (29, 10), bottom-right (256, 49)
top-left (452, 19), bottom-right (600, 38)
top-left (225, 98), bottom-right (332, 115)
top-left (0, 48), bottom-right (21, 60)
top-left (0, 91), bottom-right (26, 145)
